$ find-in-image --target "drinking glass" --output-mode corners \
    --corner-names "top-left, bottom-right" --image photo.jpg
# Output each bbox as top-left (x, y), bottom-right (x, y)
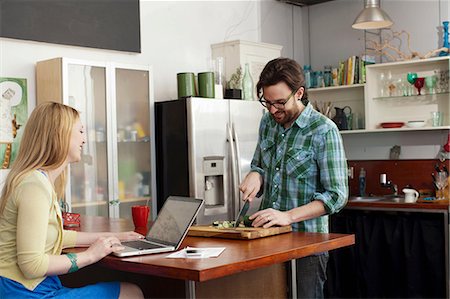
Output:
top-left (425, 75), bottom-right (437, 94)
top-left (414, 77), bottom-right (425, 95)
top-left (435, 172), bottom-right (448, 200)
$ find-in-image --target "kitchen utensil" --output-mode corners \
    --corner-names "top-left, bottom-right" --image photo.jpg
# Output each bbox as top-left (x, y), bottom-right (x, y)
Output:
top-left (380, 122), bottom-right (405, 128)
top-left (332, 106), bottom-right (352, 130)
top-left (402, 188), bottom-right (419, 203)
top-left (233, 200), bottom-right (250, 228)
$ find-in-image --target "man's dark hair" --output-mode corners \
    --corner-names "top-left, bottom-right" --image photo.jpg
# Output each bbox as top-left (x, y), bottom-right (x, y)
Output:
top-left (256, 57), bottom-right (308, 105)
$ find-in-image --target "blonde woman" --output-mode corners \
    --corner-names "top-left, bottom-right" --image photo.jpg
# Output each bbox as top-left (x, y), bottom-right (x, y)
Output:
top-left (0, 102), bottom-right (144, 298)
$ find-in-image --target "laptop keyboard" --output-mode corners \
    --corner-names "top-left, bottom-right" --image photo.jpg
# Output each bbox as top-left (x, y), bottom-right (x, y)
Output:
top-left (122, 240), bottom-right (164, 250)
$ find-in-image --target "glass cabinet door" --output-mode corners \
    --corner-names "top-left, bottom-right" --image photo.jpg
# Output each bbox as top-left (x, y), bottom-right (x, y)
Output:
top-left (114, 67), bottom-right (152, 220)
top-left (67, 64), bottom-right (109, 217)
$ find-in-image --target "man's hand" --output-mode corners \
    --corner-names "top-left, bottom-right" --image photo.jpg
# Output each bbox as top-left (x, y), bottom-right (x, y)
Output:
top-left (239, 172), bottom-right (263, 202)
top-left (250, 208), bottom-right (293, 228)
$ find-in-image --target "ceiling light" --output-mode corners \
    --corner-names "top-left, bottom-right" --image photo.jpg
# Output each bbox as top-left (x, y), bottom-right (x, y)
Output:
top-left (352, 0), bottom-right (393, 30)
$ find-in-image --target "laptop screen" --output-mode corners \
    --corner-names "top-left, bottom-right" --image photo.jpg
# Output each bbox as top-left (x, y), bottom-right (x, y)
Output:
top-left (146, 196), bottom-right (203, 247)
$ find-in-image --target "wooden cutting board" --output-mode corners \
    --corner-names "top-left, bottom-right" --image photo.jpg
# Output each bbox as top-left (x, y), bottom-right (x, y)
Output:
top-left (188, 225), bottom-right (292, 240)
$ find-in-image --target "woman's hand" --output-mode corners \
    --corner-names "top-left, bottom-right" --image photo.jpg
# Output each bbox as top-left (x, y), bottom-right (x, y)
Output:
top-left (84, 236), bottom-right (125, 263)
top-left (250, 208), bottom-right (293, 228)
top-left (115, 231), bottom-right (145, 241)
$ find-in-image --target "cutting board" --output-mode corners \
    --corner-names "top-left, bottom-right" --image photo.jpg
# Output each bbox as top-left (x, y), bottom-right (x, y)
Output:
top-left (188, 225), bottom-right (292, 240)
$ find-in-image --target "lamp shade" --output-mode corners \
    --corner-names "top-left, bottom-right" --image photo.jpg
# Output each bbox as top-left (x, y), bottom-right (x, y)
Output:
top-left (352, 0), bottom-right (393, 30)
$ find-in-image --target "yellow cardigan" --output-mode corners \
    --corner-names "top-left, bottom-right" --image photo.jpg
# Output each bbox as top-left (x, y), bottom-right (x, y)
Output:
top-left (0, 170), bottom-right (77, 290)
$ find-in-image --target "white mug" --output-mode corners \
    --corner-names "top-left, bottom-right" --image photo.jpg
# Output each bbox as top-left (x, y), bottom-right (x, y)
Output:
top-left (402, 188), bottom-right (419, 203)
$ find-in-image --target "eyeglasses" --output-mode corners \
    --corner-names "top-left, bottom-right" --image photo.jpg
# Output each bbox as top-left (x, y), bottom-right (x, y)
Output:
top-left (259, 88), bottom-right (298, 110)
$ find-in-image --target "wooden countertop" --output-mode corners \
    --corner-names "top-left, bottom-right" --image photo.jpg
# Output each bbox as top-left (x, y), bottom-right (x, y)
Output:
top-left (346, 199), bottom-right (449, 211)
top-left (71, 216), bottom-right (355, 282)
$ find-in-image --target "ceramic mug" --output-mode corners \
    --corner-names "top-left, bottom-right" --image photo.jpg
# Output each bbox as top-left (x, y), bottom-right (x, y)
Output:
top-left (131, 205), bottom-right (150, 235)
top-left (402, 188), bottom-right (419, 203)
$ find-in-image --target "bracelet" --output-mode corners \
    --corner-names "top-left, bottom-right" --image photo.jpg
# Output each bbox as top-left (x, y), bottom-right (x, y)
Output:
top-left (66, 253), bottom-right (79, 273)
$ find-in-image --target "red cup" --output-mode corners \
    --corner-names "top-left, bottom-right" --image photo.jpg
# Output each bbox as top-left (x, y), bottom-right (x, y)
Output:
top-left (131, 205), bottom-right (150, 235)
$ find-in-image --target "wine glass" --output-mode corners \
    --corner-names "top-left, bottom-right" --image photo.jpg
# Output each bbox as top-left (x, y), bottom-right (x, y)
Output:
top-left (435, 172), bottom-right (448, 200)
top-left (407, 72), bottom-right (417, 84)
top-left (406, 72), bottom-right (418, 96)
top-left (414, 77), bottom-right (425, 95)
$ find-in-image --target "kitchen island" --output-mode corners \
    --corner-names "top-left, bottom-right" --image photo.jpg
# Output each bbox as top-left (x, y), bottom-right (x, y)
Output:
top-left (61, 215), bottom-right (355, 298)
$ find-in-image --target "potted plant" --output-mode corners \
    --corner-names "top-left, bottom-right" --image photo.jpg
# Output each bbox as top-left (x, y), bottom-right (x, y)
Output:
top-left (225, 66), bottom-right (242, 99)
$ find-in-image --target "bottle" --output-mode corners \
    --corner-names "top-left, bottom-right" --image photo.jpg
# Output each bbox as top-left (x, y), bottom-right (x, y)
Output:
top-left (324, 65), bottom-right (332, 87)
top-left (359, 168), bottom-right (366, 196)
top-left (242, 63), bottom-right (254, 100)
top-left (303, 65), bottom-right (311, 88)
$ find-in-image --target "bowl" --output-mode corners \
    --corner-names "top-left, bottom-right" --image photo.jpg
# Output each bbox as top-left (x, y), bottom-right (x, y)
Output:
top-left (406, 120), bottom-right (426, 128)
top-left (380, 122), bottom-right (405, 129)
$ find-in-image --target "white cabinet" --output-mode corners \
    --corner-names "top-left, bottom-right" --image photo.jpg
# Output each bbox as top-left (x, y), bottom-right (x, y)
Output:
top-left (365, 56), bottom-right (450, 131)
top-left (211, 40), bottom-right (282, 99)
top-left (36, 58), bottom-right (156, 220)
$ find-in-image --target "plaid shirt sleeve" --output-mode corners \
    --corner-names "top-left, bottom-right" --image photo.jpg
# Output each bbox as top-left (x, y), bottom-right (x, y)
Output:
top-left (313, 127), bottom-right (348, 214)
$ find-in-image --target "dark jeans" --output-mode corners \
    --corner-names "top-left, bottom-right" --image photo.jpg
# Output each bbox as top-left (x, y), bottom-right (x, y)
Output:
top-left (296, 253), bottom-right (329, 299)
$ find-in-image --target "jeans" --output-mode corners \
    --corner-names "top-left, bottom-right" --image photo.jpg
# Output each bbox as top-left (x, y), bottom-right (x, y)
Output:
top-left (296, 253), bottom-right (329, 299)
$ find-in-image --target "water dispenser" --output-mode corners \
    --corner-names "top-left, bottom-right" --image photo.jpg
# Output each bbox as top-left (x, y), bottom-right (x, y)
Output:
top-left (203, 156), bottom-right (225, 207)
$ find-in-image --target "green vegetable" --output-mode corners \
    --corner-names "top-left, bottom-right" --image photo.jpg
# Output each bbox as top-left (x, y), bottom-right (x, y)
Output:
top-left (243, 215), bottom-right (252, 227)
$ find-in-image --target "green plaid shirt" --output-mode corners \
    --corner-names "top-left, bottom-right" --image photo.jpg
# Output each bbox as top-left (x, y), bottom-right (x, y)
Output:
top-left (251, 103), bottom-right (348, 233)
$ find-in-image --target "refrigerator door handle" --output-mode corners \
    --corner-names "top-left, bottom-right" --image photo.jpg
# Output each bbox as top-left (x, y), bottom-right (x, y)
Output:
top-left (226, 123), bottom-right (238, 217)
top-left (231, 123), bottom-right (242, 208)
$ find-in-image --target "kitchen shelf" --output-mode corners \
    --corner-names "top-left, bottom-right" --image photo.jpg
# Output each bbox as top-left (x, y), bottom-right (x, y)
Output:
top-left (373, 92), bottom-right (449, 102)
top-left (309, 83), bottom-right (365, 92)
top-left (340, 126), bottom-right (450, 134)
top-left (117, 139), bottom-right (151, 144)
top-left (71, 200), bottom-right (107, 208)
top-left (365, 56), bottom-right (450, 130)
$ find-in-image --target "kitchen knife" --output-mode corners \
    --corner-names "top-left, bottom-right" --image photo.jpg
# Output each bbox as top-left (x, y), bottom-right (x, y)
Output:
top-left (234, 200), bottom-right (250, 228)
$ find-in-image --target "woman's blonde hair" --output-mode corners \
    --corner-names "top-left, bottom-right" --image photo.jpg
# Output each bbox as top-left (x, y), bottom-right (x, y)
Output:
top-left (0, 102), bottom-right (80, 214)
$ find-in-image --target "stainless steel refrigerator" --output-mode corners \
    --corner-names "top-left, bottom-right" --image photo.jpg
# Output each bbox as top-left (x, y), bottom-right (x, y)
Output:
top-left (155, 97), bottom-right (265, 225)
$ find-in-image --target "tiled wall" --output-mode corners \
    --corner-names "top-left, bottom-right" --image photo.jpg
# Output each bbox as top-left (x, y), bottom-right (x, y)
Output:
top-left (347, 159), bottom-right (449, 197)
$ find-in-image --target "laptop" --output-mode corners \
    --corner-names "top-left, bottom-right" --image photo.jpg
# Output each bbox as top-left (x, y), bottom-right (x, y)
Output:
top-left (113, 196), bottom-right (204, 257)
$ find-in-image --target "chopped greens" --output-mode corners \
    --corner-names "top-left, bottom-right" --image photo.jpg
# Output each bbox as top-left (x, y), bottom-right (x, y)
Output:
top-left (211, 219), bottom-right (252, 229)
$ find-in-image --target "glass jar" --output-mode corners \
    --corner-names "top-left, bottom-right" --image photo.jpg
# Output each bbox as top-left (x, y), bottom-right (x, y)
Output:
top-left (324, 65), bottom-right (332, 87)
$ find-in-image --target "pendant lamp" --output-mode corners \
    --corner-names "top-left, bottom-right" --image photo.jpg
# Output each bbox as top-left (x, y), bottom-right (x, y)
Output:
top-left (352, 0), bottom-right (393, 30)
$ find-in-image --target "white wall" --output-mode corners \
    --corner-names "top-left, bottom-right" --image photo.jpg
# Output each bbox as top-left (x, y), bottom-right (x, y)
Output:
top-left (260, 0), bottom-right (309, 64)
top-left (309, 0), bottom-right (450, 70)
top-left (0, 0), bottom-right (262, 108)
